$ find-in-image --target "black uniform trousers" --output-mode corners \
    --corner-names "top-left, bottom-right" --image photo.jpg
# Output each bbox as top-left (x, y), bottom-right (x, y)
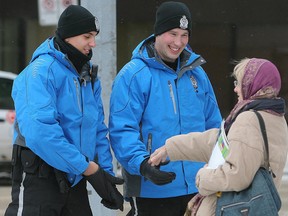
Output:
top-left (5, 146), bottom-right (92, 216)
top-left (127, 194), bottom-right (195, 216)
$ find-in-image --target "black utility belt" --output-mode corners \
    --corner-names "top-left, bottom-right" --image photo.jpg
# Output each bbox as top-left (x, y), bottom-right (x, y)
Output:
top-left (12, 145), bottom-right (70, 193)
top-left (12, 145), bottom-right (53, 177)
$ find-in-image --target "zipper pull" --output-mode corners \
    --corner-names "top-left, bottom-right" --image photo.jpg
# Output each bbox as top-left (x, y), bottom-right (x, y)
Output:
top-left (147, 133), bottom-right (152, 155)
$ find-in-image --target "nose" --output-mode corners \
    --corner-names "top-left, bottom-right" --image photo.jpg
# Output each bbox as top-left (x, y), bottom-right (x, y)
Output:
top-left (174, 36), bottom-right (183, 46)
top-left (90, 38), bottom-right (96, 48)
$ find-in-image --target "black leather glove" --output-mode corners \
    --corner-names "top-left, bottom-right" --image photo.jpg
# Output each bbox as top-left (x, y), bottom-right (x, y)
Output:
top-left (85, 167), bottom-right (124, 211)
top-left (140, 158), bottom-right (176, 185)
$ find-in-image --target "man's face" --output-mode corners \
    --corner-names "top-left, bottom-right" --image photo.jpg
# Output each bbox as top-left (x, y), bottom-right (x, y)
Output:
top-left (65, 31), bottom-right (98, 55)
top-left (155, 28), bottom-right (189, 62)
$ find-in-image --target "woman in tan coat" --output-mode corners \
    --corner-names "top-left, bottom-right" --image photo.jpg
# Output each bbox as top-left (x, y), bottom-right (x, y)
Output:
top-left (149, 58), bottom-right (288, 216)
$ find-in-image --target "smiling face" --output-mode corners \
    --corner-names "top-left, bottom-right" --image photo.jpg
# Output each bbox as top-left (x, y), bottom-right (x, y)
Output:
top-left (65, 31), bottom-right (97, 55)
top-left (154, 28), bottom-right (189, 62)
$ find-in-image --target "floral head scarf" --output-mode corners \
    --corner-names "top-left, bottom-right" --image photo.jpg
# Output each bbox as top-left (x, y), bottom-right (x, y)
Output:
top-left (241, 58), bottom-right (281, 100)
top-left (225, 58), bottom-right (282, 126)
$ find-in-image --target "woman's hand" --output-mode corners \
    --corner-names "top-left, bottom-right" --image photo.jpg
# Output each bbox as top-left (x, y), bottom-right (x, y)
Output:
top-left (149, 146), bottom-right (169, 166)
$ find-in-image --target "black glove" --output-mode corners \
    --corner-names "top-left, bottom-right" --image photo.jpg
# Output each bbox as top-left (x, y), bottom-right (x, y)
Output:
top-left (85, 167), bottom-right (124, 211)
top-left (140, 158), bottom-right (176, 185)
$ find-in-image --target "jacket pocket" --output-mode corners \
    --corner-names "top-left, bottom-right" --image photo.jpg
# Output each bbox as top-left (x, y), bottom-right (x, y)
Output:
top-left (21, 148), bottom-right (40, 174)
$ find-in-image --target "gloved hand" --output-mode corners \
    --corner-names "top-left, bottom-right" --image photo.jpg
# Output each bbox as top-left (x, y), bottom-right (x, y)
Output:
top-left (85, 167), bottom-right (124, 211)
top-left (140, 158), bottom-right (176, 185)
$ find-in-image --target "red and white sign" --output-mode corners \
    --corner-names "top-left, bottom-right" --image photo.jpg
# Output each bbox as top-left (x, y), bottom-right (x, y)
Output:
top-left (38, 0), bottom-right (78, 26)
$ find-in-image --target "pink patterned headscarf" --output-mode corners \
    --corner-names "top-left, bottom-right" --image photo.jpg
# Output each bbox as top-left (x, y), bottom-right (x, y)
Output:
top-left (241, 58), bottom-right (281, 100)
top-left (225, 58), bottom-right (281, 125)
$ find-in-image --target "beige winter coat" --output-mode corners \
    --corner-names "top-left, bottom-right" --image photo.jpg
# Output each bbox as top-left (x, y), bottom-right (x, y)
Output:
top-left (165, 110), bottom-right (288, 216)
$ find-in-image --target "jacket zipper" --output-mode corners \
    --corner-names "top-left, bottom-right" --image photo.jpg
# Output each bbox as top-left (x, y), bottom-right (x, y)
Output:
top-left (168, 81), bottom-right (177, 114)
top-left (220, 194), bottom-right (263, 216)
top-left (74, 78), bottom-right (82, 112)
top-left (147, 133), bottom-right (152, 155)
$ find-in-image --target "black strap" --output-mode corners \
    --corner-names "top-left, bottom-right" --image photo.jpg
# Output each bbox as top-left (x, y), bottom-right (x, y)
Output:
top-left (253, 110), bottom-right (276, 177)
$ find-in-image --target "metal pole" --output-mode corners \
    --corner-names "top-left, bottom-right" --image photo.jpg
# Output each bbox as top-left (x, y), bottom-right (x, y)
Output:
top-left (81, 0), bottom-right (117, 215)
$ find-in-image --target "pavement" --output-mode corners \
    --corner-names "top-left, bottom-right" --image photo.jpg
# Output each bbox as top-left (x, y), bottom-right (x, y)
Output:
top-left (1, 179), bottom-right (287, 216)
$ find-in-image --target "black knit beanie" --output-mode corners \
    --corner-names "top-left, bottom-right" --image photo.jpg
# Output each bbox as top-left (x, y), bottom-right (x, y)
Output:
top-left (154, 1), bottom-right (192, 36)
top-left (57, 5), bottom-right (99, 39)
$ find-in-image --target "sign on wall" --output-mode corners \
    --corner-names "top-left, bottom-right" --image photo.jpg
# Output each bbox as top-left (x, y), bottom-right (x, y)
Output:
top-left (38, 0), bottom-right (78, 26)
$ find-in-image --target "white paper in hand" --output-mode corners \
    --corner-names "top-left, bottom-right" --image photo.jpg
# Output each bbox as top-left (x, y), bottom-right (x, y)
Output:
top-left (207, 121), bottom-right (229, 169)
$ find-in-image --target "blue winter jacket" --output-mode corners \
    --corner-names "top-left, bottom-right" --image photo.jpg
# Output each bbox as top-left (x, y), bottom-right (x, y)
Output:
top-left (12, 38), bottom-right (113, 186)
top-left (109, 35), bottom-right (222, 198)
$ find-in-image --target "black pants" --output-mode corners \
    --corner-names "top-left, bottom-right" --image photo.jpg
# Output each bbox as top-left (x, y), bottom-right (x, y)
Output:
top-left (127, 194), bottom-right (195, 216)
top-left (5, 146), bottom-right (92, 216)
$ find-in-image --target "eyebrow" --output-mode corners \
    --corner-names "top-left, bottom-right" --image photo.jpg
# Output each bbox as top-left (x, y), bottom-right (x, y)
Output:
top-left (85, 32), bottom-right (97, 36)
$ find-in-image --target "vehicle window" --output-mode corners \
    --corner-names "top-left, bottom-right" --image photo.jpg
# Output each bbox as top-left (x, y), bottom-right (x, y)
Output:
top-left (0, 78), bottom-right (14, 110)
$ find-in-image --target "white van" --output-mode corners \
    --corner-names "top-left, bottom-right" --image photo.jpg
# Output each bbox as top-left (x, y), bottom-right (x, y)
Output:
top-left (0, 70), bottom-right (17, 179)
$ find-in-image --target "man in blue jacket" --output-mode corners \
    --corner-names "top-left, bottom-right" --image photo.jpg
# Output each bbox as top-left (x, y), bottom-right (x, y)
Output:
top-left (5, 5), bottom-right (123, 216)
top-left (109, 1), bottom-right (222, 216)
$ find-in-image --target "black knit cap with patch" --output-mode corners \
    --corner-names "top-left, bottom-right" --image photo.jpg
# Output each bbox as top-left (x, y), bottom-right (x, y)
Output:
top-left (57, 5), bottom-right (100, 39)
top-left (154, 1), bottom-right (192, 36)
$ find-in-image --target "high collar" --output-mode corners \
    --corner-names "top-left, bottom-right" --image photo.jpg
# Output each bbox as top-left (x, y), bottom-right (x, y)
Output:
top-left (54, 34), bottom-right (92, 73)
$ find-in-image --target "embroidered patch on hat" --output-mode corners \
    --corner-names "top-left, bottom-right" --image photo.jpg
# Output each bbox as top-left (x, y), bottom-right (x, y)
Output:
top-left (179, 15), bottom-right (188, 29)
top-left (154, 2), bottom-right (192, 36)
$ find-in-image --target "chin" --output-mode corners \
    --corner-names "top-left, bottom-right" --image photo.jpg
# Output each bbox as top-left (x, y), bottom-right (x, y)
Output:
top-left (166, 56), bottom-right (178, 62)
